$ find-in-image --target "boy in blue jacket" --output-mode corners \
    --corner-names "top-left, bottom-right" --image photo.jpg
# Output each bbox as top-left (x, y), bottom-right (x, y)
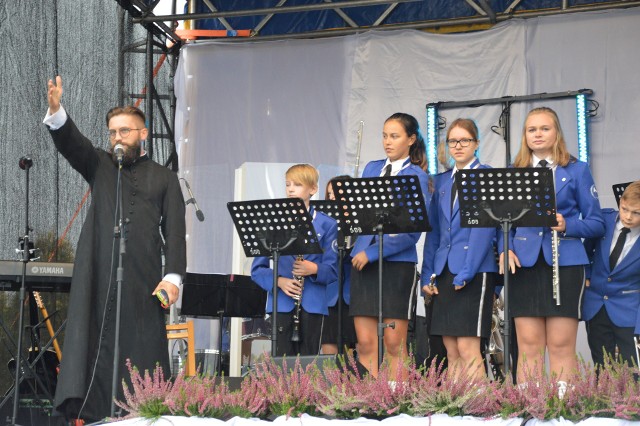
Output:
top-left (583, 181), bottom-right (640, 367)
top-left (251, 164), bottom-right (338, 356)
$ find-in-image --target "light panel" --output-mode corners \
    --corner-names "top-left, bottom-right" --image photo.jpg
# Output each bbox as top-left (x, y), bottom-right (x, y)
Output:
top-left (426, 105), bottom-right (438, 175)
top-left (576, 94), bottom-right (589, 163)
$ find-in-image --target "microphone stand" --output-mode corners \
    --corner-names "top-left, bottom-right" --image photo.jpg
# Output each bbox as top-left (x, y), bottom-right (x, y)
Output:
top-left (181, 178), bottom-right (205, 222)
top-left (10, 156), bottom-right (34, 426)
top-left (110, 160), bottom-right (126, 418)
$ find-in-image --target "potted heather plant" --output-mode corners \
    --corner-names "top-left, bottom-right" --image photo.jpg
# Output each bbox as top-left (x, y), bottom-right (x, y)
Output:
top-left (407, 358), bottom-right (500, 418)
top-left (559, 356), bottom-right (640, 421)
top-left (250, 355), bottom-right (327, 418)
top-left (318, 353), bottom-right (412, 419)
top-left (115, 353), bottom-right (640, 423)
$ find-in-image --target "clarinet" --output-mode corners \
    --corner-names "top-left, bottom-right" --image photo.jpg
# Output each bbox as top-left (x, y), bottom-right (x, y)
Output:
top-left (291, 255), bottom-right (305, 342)
top-left (552, 230), bottom-right (561, 305)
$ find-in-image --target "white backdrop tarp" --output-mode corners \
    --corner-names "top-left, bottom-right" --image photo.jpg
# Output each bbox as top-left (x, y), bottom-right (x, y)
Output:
top-left (175, 36), bottom-right (356, 274)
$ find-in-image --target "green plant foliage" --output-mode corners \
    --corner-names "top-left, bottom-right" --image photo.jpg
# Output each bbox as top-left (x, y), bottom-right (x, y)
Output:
top-left (33, 230), bottom-right (75, 262)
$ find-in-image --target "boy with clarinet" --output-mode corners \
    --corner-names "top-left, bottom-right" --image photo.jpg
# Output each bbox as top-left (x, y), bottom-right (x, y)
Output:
top-left (251, 164), bottom-right (338, 356)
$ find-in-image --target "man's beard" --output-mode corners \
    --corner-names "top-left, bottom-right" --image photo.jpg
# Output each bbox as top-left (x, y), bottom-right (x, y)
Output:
top-left (111, 143), bottom-right (142, 167)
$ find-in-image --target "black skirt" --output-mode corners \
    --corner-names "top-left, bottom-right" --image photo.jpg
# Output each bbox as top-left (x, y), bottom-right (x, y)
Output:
top-left (350, 261), bottom-right (416, 319)
top-left (430, 266), bottom-right (496, 338)
top-left (510, 252), bottom-right (585, 319)
top-left (321, 304), bottom-right (357, 346)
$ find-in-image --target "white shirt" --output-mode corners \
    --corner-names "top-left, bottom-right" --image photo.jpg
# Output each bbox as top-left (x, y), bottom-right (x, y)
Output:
top-left (42, 105), bottom-right (68, 129)
top-left (532, 154), bottom-right (557, 171)
top-left (381, 156), bottom-right (411, 177)
top-left (610, 219), bottom-right (640, 267)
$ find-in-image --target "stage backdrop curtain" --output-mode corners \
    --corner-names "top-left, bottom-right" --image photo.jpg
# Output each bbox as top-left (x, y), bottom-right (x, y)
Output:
top-left (174, 37), bottom-right (356, 276)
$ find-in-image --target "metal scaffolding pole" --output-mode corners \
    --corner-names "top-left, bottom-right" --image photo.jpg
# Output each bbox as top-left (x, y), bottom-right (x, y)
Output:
top-left (146, 30), bottom-right (154, 160)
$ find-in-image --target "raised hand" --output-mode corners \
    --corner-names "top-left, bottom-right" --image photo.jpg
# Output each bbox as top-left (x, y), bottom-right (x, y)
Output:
top-left (47, 76), bottom-right (63, 114)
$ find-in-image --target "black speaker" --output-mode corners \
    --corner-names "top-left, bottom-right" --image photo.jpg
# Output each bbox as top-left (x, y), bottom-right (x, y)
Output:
top-left (271, 354), bottom-right (336, 369)
top-left (0, 401), bottom-right (65, 426)
top-left (250, 354), bottom-right (372, 379)
top-left (211, 376), bottom-right (244, 392)
top-left (251, 354), bottom-right (337, 376)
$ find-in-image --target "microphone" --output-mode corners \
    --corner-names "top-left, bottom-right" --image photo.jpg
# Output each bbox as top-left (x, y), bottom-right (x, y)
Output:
top-left (114, 144), bottom-right (125, 163)
top-left (19, 155), bottom-right (33, 170)
top-left (181, 178), bottom-right (205, 222)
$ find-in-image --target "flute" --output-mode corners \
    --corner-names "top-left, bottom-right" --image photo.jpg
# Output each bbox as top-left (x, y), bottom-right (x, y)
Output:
top-left (353, 120), bottom-right (364, 177)
top-left (552, 230), bottom-right (561, 305)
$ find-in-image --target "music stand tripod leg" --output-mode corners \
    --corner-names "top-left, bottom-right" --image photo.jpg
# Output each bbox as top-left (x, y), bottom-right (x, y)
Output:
top-left (501, 221), bottom-right (512, 377)
top-left (376, 225), bottom-right (395, 369)
top-left (337, 246), bottom-right (344, 355)
top-left (271, 250), bottom-right (280, 357)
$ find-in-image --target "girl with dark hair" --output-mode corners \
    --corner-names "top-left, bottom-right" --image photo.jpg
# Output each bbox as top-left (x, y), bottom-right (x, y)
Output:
top-left (321, 176), bottom-right (358, 355)
top-left (349, 112), bottom-right (430, 379)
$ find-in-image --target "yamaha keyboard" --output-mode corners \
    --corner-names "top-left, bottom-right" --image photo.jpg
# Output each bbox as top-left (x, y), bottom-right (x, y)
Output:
top-left (0, 260), bottom-right (73, 292)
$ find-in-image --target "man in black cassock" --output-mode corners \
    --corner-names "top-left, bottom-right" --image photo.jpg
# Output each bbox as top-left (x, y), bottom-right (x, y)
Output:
top-left (44, 76), bottom-right (186, 422)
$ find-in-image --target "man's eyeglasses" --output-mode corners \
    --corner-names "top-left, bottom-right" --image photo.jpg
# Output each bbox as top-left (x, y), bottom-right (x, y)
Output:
top-left (108, 128), bottom-right (142, 139)
top-left (446, 138), bottom-right (476, 148)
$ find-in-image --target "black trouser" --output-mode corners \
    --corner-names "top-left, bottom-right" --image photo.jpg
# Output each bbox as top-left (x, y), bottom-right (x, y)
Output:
top-left (586, 306), bottom-right (636, 367)
top-left (269, 310), bottom-right (324, 357)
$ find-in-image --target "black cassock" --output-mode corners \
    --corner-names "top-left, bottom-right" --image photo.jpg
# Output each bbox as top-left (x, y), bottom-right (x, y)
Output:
top-left (49, 117), bottom-right (186, 421)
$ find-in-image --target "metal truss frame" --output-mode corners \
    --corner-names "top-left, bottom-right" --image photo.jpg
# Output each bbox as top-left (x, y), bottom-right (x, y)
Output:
top-left (132, 0), bottom-right (640, 40)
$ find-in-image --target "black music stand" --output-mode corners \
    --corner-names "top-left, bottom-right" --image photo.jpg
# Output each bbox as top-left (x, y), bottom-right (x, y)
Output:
top-left (180, 273), bottom-right (266, 375)
top-left (310, 200), bottom-right (348, 354)
top-left (455, 167), bottom-right (557, 377)
top-left (227, 198), bottom-right (322, 356)
top-left (331, 175), bottom-right (430, 367)
top-left (613, 182), bottom-right (633, 207)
